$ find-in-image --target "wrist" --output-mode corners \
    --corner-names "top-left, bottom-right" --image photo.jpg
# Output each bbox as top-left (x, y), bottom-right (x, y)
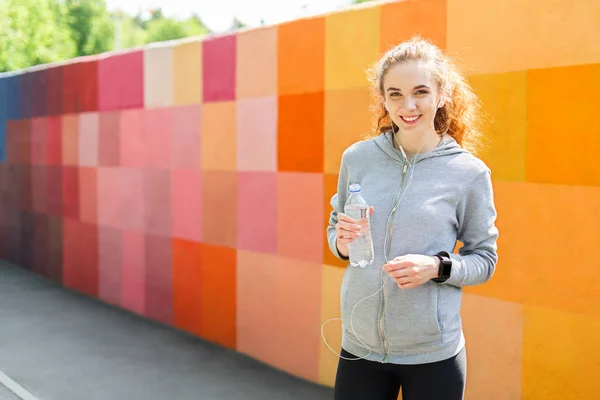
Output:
top-left (431, 256), bottom-right (440, 278)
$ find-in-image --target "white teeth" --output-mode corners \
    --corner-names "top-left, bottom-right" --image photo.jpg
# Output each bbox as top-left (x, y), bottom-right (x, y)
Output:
top-left (402, 115), bottom-right (420, 122)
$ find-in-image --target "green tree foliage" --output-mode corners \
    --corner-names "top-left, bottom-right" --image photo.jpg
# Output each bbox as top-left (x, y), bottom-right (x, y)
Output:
top-left (0, 0), bottom-right (76, 72)
top-left (65, 0), bottom-right (114, 57)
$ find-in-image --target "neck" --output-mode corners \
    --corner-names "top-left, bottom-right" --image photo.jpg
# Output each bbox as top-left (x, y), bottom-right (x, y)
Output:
top-left (393, 130), bottom-right (442, 160)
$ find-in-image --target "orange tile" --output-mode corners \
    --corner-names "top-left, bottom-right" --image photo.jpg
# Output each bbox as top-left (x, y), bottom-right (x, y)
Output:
top-left (380, 0), bottom-right (447, 52)
top-left (522, 306), bottom-right (600, 399)
top-left (173, 39), bottom-right (203, 105)
top-left (277, 17), bottom-right (325, 95)
top-left (235, 250), bottom-right (278, 364)
top-left (526, 64), bottom-right (600, 187)
top-left (277, 92), bottom-right (324, 173)
top-left (201, 171), bottom-right (237, 248)
top-left (447, 0), bottom-right (600, 74)
top-left (323, 173), bottom-right (346, 268)
top-left (277, 172), bottom-right (324, 263)
top-left (201, 101), bottom-right (236, 171)
top-left (172, 238), bottom-right (203, 336)
top-left (199, 244), bottom-right (236, 349)
top-left (236, 27), bottom-right (277, 98)
top-left (468, 72), bottom-right (526, 182)
top-left (324, 87), bottom-right (375, 175)
top-left (318, 264), bottom-right (346, 387)
top-left (465, 181), bottom-right (600, 318)
top-left (461, 294), bottom-right (523, 400)
top-left (325, 4), bottom-right (380, 91)
top-left (61, 114), bottom-right (79, 166)
top-left (272, 256), bottom-right (322, 382)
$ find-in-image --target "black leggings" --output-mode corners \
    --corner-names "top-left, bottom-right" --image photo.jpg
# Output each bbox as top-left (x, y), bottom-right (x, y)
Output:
top-left (334, 348), bottom-right (467, 400)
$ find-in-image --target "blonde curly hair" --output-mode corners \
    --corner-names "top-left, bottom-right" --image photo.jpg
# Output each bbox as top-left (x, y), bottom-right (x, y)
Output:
top-left (367, 36), bottom-right (485, 155)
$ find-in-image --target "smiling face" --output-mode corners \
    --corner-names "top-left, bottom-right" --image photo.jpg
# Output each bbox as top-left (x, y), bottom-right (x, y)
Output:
top-left (382, 60), bottom-right (443, 138)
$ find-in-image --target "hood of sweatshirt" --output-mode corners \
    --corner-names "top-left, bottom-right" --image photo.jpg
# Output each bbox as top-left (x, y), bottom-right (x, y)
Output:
top-left (372, 130), bottom-right (468, 164)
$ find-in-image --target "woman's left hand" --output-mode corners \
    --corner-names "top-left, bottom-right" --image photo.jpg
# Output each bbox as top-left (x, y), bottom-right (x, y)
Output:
top-left (382, 254), bottom-right (440, 289)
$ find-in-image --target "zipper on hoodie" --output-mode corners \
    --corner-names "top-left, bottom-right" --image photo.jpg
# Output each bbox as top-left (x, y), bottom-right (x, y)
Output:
top-left (379, 159), bottom-right (409, 363)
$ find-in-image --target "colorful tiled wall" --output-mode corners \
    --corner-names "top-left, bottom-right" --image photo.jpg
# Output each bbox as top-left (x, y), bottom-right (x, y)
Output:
top-left (1, 0), bottom-right (599, 398)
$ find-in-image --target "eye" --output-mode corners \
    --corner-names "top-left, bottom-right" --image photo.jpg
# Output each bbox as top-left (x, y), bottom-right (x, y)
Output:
top-left (416, 90), bottom-right (429, 95)
top-left (389, 92), bottom-right (402, 97)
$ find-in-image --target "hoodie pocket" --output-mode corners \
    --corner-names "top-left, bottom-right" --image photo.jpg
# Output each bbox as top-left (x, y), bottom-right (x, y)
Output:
top-left (385, 283), bottom-right (442, 350)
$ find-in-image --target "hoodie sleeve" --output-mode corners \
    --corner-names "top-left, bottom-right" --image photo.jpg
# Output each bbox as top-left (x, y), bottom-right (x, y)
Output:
top-left (327, 154), bottom-right (350, 261)
top-left (443, 168), bottom-right (499, 287)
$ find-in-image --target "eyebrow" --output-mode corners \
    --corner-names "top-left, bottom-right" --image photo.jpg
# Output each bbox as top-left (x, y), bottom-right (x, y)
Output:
top-left (386, 85), bottom-right (430, 92)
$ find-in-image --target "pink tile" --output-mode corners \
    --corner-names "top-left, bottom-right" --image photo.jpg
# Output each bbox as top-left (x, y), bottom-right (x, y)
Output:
top-left (277, 172), bottom-right (324, 263)
top-left (171, 105), bottom-right (201, 170)
top-left (145, 234), bottom-right (173, 324)
top-left (61, 166), bottom-right (79, 220)
top-left (237, 172), bottom-right (277, 253)
top-left (143, 108), bottom-right (172, 169)
top-left (98, 111), bottom-right (121, 166)
top-left (203, 35), bottom-right (236, 102)
top-left (98, 50), bottom-right (144, 111)
top-left (96, 167), bottom-right (121, 229)
top-left (30, 118), bottom-right (47, 165)
top-left (78, 113), bottom-right (99, 167)
top-left (45, 117), bottom-right (62, 166)
top-left (171, 170), bottom-right (202, 242)
top-left (121, 230), bottom-right (146, 315)
top-left (119, 167), bottom-right (145, 232)
top-left (119, 109), bottom-right (145, 167)
top-left (98, 225), bottom-right (122, 306)
top-left (143, 169), bottom-right (171, 236)
top-left (273, 256), bottom-right (322, 382)
top-left (236, 250), bottom-right (278, 365)
top-left (237, 97), bottom-right (277, 171)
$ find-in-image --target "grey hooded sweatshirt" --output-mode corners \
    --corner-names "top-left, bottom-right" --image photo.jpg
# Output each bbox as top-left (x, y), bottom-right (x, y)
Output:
top-left (327, 131), bottom-right (499, 365)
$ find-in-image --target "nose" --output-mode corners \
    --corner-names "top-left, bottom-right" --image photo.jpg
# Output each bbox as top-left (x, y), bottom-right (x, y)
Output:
top-left (402, 96), bottom-right (417, 111)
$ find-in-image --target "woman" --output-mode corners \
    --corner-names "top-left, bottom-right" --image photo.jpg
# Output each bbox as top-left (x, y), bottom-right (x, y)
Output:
top-left (326, 36), bottom-right (499, 400)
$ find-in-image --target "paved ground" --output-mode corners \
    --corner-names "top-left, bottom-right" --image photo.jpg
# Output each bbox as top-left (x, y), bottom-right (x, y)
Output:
top-left (0, 384), bottom-right (20, 400)
top-left (0, 261), bottom-right (334, 400)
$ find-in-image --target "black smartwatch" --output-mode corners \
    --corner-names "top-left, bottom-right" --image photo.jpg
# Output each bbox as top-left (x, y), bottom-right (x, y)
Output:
top-left (432, 251), bottom-right (452, 283)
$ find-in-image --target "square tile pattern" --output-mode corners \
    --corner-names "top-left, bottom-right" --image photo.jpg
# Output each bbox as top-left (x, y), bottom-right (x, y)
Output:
top-left (1, 1), bottom-right (599, 398)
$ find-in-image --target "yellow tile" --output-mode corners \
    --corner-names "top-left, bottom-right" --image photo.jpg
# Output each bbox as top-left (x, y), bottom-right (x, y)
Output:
top-left (318, 264), bottom-right (346, 387)
top-left (325, 4), bottom-right (381, 91)
top-left (144, 44), bottom-right (173, 108)
top-left (324, 87), bottom-right (376, 175)
top-left (236, 27), bottom-right (277, 98)
top-left (447, 0), bottom-right (600, 74)
top-left (462, 294), bottom-right (523, 400)
top-left (523, 306), bottom-right (600, 399)
top-left (173, 38), bottom-right (203, 105)
top-left (201, 102), bottom-right (236, 171)
top-left (468, 72), bottom-right (526, 182)
top-left (526, 64), bottom-right (600, 187)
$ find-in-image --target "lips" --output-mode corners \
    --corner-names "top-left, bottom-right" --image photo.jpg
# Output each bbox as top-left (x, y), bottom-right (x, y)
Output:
top-left (400, 115), bottom-right (421, 124)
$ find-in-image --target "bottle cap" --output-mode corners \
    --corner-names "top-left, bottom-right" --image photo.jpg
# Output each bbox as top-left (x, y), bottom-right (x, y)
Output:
top-left (349, 184), bottom-right (361, 193)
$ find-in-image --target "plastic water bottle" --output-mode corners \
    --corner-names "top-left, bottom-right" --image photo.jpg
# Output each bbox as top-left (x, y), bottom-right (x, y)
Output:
top-left (344, 184), bottom-right (374, 268)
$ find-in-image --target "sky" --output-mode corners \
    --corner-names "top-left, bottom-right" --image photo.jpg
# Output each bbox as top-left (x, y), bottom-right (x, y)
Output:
top-left (105, 0), bottom-right (355, 32)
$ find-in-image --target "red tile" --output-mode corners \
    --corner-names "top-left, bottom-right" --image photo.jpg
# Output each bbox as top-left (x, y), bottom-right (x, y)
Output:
top-left (171, 105), bottom-right (201, 170)
top-left (121, 230), bottom-right (146, 315)
top-left (203, 35), bottom-right (236, 102)
top-left (19, 165), bottom-right (32, 212)
top-left (30, 118), bottom-right (47, 165)
top-left (61, 62), bottom-right (78, 114)
top-left (63, 219), bottom-right (99, 297)
top-left (31, 166), bottom-right (47, 214)
top-left (79, 60), bottom-right (99, 112)
top-left (62, 166), bottom-right (79, 219)
top-left (98, 225), bottom-right (122, 306)
top-left (200, 244), bottom-right (236, 349)
top-left (98, 111), bottom-right (121, 167)
top-left (78, 167), bottom-right (97, 224)
top-left (237, 171), bottom-right (277, 253)
top-left (145, 234), bottom-right (173, 324)
top-left (202, 171), bottom-right (237, 248)
top-left (5, 121), bottom-right (19, 164)
top-left (119, 109), bottom-right (145, 167)
top-left (45, 67), bottom-right (62, 116)
top-left (143, 169), bottom-right (171, 236)
top-left (171, 170), bottom-right (202, 242)
top-left (143, 108), bottom-right (172, 169)
top-left (45, 117), bottom-right (62, 166)
top-left (32, 213), bottom-right (49, 277)
top-left (46, 166), bottom-right (63, 216)
top-left (277, 172), bottom-right (324, 263)
top-left (98, 50), bottom-right (144, 111)
top-left (172, 238), bottom-right (203, 336)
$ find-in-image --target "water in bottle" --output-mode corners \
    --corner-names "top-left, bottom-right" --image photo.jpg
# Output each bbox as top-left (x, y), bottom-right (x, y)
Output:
top-left (344, 184), bottom-right (374, 268)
